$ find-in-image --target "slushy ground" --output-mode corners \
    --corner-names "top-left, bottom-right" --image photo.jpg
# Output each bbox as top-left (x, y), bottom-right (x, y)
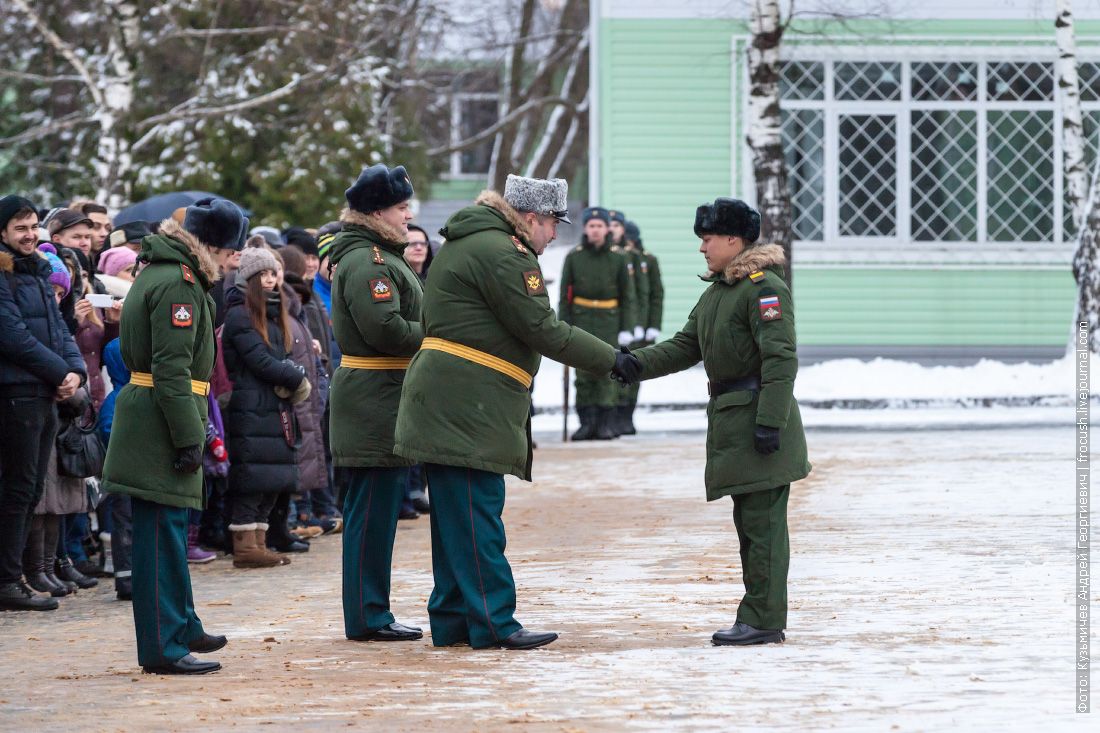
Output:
top-left (0, 426), bottom-right (1088, 731)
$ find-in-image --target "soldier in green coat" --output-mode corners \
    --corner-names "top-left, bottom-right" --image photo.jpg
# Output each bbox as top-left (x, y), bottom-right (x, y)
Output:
top-left (102, 200), bottom-right (248, 674)
top-left (628, 198), bottom-right (811, 646)
top-left (395, 176), bottom-right (638, 650)
top-left (328, 164), bottom-right (425, 643)
top-left (558, 207), bottom-right (637, 440)
top-left (619, 220), bottom-right (664, 434)
top-left (607, 210), bottom-right (646, 435)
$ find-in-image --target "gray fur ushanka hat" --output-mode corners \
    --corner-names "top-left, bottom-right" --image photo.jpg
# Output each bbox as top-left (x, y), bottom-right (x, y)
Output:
top-left (503, 174), bottom-right (571, 224)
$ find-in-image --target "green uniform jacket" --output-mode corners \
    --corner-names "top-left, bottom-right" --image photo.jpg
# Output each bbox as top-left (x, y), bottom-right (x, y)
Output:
top-left (101, 220), bottom-right (218, 510)
top-left (642, 249), bottom-right (664, 331)
top-left (329, 209), bottom-right (424, 468)
top-left (621, 243), bottom-right (650, 333)
top-left (394, 191), bottom-right (617, 480)
top-left (633, 244), bottom-right (811, 500)
top-left (558, 237), bottom-right (637, 345)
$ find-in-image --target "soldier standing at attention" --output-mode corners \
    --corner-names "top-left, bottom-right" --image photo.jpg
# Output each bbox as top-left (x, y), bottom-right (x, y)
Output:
top-left (394, 176), bottom-right (639, 650)
top-left (558, 207), bottom-right (636, 441)
top-left (328, 164), bottom-right (425, 644)
top-left (618, 219), bottom-right (663, 435)
top-left (607, 209), bottom-right (646, 435)
top-left (101, 199), bottom-right (247, 674)
top-left (626, 198), bottom-right (811, 646)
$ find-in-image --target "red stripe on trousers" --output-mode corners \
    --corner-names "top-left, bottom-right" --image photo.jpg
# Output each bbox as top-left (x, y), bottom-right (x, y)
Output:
top-left (468, 468), bottom-right (497, 642)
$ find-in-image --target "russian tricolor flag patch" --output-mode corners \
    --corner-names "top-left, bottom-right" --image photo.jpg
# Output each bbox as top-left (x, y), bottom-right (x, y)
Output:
top-left (759, 295), bottom-right (782, 321)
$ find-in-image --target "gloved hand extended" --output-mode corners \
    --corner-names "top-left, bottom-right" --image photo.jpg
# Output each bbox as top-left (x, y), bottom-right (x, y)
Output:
top-left (611, 347), bottom-right (642, 386)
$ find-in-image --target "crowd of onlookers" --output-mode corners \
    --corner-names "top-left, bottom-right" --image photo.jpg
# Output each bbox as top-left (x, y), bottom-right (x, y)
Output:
top-left (0, 196), bottom-right (433, 611)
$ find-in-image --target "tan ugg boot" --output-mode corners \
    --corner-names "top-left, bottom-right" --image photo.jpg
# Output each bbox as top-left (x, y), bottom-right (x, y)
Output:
top-left (230, 524), bottom-right (280, 568)
top-left (255, 524), bottom-right (291, 566)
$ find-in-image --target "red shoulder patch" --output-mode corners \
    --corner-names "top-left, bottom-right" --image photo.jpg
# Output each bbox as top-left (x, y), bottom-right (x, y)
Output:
top-left (372, 246), bottom-right (385, 265)
top-left (510, 235), bottom-right (529, 255)
top-left (523, 270), bottom-right (545, 295)
top-left (171, 303), bottom-right (193, 328)
top-left (371, 278), bottom-right (393, 302)
top-left (180, 264), bottom-right (194, 283)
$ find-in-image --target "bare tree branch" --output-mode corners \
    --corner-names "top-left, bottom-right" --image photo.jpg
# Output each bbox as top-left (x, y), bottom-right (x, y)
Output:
top-left (401, 96), bottom-right (578, 156)
top-left (10, 0), bottom-right (105, 108)
top-left (0, 114), bottom-right (96, 147)
top-left (0, 69), bottom-right (84, 83)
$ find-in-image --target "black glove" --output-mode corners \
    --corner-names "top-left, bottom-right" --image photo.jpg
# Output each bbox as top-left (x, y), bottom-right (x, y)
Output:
top-left (611, 347), bottom-right (642, 386)
top-left (173, 444), bottom-right (204, 474)
top-left (753, 425), bottom-right (781, 455)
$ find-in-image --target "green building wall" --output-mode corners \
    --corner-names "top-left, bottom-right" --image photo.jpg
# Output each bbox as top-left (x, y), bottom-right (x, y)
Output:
top-left (596, 17), bottom-right (1082, 347)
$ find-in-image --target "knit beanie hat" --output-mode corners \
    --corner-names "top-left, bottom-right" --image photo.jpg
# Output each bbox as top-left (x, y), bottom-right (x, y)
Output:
top-left (237, 245), bottom-right (280, 283)
top-left (98, 245), bottom-right (138, 277)
top-left (37, 243), bottom-right (71, 296)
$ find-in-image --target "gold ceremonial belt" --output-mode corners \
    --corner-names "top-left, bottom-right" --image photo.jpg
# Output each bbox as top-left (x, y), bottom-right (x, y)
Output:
top-left (340, 355), bottom-right (412, 370)
top-left (130, 371), bottom-right (210, 396)
top-left (573, 297), bottom-right (618, 309)
top-left (419, 337), bottom-right (533, 388)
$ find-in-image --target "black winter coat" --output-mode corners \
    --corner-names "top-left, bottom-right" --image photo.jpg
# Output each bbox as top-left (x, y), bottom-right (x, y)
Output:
top-left (0, 243), bottom-right (86, 397)
top-left (221, 287), bottom-right (304, 495)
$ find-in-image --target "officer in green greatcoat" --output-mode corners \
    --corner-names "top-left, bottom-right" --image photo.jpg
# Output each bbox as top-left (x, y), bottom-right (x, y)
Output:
top-left (558, 207), bottom-right (636, 440)
top-left (627, 198), bottom-right (811, 646)
top-left (607, 210), bottom-right (648, 435)
top-left (620, 220), bottom-right (664, 434)
top-left (328, 164), bottom-right (425, 644)
top-left (102, 199), bottom-right (247, 674)
top-left (394, 175), bottom-right (638, 650)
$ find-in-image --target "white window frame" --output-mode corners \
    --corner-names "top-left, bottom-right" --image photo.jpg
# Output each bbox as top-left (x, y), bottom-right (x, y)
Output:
top-left (446, 92), bottom-right (501, 180)
top-left (734, 37), bottom-right (1100, 268)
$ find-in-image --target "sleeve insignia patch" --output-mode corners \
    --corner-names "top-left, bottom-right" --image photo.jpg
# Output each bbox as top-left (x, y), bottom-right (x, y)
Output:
top-left (749, 270), bottom-right (766, 284)
top-left (371, 278), bottom-right (393, 302)
top-left (172, 303), bottom-right (193, 328)
top-left (510, 235), bottom-right (529, 254)
top-left (523, 270), bottom-right (545, 295)
top-left (641, 261), bottom-right (648, 273)
top-left (180, 264), bottom-right (194, 283)
top-left (372, 246), bottom-right (385, 265)
top-left (759, 295), bottom-right (782, 321)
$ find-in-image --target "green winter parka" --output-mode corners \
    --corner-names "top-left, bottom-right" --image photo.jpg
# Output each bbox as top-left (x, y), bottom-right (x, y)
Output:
top-left (641, 249), bottom-right (664, 332)
top-left (394, 191), bottom-right (617, 480)
top-left (621, 242), bottom-right (650, 335)
top-left (101, 219), bottom-right (218, 510)
top-left (328, 209), bottom-right (424, 468)
top-left (558, 236), bottom-right (637, 344)
top-left (633, 244), bottom-right (811, 500)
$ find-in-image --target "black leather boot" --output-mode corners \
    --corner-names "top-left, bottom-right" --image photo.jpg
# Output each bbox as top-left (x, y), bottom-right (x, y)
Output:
top-left (23, 518), bottom-right (68, 597)
top-left (0, 580), bottom-right (59, 611)
top-left (570, 406), bottom-right (597, 441)
top-left (56, 556), bottom-right (98, 589)
top-left (42, 515), bottom-right (76, 592)
top-left (620, 402), bottom-right (637, 435)
top-left (265, 494), bottom-right (309, 553)
top-left (593, 407), bottom-right (617, 440)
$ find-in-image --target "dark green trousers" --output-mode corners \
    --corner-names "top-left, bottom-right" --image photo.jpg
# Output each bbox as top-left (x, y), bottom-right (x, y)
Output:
top-left (341, 466), bottom-right (408, 638)
top-left (732, 484), bottom-right (790, 630)
top-left (575, 369), bottom-right (619, 408)
top-left (131, 497), bottom-right (206, 667)
top-left (424, 464), bottom-right (522, 648)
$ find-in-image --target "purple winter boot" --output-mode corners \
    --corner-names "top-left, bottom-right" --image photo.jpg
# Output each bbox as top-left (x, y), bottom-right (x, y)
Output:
top-left (187, 526), bottom-right (217, 564)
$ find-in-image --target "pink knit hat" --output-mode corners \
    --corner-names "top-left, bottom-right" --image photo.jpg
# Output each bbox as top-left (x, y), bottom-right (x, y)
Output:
top-left (98, 246), bottom-right (138, 277)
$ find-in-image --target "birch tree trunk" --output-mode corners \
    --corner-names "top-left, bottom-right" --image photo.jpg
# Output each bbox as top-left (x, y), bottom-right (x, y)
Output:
top-left (1062, 0), bottom-right (1100, 354)
top-left (747, 0), bottom-right (794, 288)
top-left (1058, 0), bottom-right (1088, 230)
top-left (95, 0), bottom-right (139, 208)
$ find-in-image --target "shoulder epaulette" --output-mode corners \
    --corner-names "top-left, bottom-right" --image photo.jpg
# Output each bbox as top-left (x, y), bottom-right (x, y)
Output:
top-left (748, 270), bottom-right (766, 284)
top-left (572, 245), bottom-right (583, 253)
top-left (610, 245), bottom-right (622, 252)
top-left (372, 246), bottom-right (384, 265)
top-left (509, 235), bottom-right (530, 255)
top-left (180, 264), bottom-right (194, 284)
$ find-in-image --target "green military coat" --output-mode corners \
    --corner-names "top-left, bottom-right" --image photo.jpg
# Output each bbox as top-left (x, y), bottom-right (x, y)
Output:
top-left (394, 191), bottom-right (617, 480)
top-left (558, 237), bottom-right (637, 345)
top-left (328, 209), bottom-right (424, 468)
top-left (633, 244), bottom-right (811, 500)
top-left (620, 243), bottom-right (650, 334)
top-left (641, 249), bottom-right (664, 332)
top-left (101, 220), bottom-right (218, 510)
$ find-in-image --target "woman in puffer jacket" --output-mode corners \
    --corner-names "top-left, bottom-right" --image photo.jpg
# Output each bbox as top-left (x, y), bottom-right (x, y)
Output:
top-left (220, 246), bottom-right (310, 568)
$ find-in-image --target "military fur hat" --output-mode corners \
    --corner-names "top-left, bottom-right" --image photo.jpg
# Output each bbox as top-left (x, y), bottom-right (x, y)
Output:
top-left (624, 220), bottom-right (642, 245)
top-left (345, 164), bottom-right (414, 214)
top-left (608, 209), bottom-right (626, 224)
top-left (184, 198), bottom-right (248, 251)
top-left (109, 220), bottom-right (151, 247)
top-left (503, 174), bottom-right (571, 223)
top-left (583, 206), bottom-right (610, 225)
top-left (693, 198), bottom-right (760, 243)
